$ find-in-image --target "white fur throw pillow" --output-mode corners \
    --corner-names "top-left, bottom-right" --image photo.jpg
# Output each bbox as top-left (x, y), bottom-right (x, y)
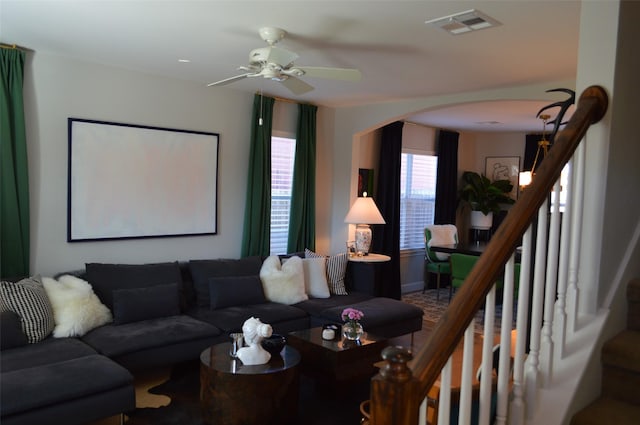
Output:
top-left (42, 275), bottom-right (112, 337)
top-left (302, 257), bottom-right (330, 298)
top-left (260, 256), bottom-right (308, 305)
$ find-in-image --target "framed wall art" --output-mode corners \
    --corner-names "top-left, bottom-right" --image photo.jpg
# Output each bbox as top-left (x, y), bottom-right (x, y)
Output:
top-left (358, 168), bottom-right (374, 197)
top-left (485, 156), bottom-right (520, 200)
top-left (68, 118), bottom-right (219, 242)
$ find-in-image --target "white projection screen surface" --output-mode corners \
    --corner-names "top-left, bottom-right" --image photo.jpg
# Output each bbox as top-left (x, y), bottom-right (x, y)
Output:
top-left (68, 119), bottom-right (219, 241)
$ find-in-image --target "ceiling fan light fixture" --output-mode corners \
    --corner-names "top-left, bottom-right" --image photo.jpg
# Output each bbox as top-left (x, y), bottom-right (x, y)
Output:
top-left (426, 9), bottom-right (501, 35)
top-left (206, 26), bottom-right (361, 94)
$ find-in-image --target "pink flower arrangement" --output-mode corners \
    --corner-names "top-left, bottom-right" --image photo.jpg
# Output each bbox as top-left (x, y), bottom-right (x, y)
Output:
top-left (341, 308), bottom-right (364, 323)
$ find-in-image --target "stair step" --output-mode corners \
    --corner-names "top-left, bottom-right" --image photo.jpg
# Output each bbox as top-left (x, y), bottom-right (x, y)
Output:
top-left (602, 330), bottom-right (640, 373)
top-left (628, 278), bottom-right (640, 330)
top-left (603, 364), bottom-right (640, 405)
top-left (571, 397), bottom-right (640, 425)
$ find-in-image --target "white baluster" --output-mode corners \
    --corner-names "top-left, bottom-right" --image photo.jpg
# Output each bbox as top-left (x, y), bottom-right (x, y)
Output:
top-left (524, 200), bottom-right (548, 418)
top-left (509, 225), bottom-right (533, 425)
top-left (555, 167), bottom-right (574, 359)
top-left (437, 357), bottom-right (453, 425)
top-left (567, 145), bottom-right (585, 334)
top-left (495, 255), bottom-right (515, 425)
top-left (478, 286), bottom-right (496, 425)
top-left (458, 320), bottom-right (475, 425)
top-left (541, 181), bottom-right (561, 385)
top-left (419, 396), bottom-right (428, 425)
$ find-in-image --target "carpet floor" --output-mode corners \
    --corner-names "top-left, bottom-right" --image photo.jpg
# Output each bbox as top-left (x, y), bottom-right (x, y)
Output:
top-left (402, 288), bottom-right (513, 336)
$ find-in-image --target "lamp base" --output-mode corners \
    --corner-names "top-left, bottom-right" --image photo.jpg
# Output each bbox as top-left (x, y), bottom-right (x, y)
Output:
top-left (354, 224), bottom-right (372, 255)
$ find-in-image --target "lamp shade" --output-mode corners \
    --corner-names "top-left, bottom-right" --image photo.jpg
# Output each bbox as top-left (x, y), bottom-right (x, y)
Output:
top-left (344, 195), bottom-right (386, 225)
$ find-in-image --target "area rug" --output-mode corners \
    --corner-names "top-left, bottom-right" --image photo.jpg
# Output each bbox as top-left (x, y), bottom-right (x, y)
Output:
top-left (402, 288), bottom-right (513, 336)
top-left (125, 360), bottom-right (370, 425)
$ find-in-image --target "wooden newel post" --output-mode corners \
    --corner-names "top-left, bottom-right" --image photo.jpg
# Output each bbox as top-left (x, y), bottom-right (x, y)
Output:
top-left (370, 346), bottom-right (419, 425)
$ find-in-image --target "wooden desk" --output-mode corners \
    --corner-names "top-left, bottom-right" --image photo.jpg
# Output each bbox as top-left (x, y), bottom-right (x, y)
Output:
top-left (431, 242), bottom-right (521, 262)
top-left (200, 343), bottom-right (300, 425)
top-left (430, 242), bottom-right (488, 256)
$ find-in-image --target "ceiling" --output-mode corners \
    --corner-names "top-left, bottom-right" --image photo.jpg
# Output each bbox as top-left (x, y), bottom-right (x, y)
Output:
top-left (1, 0), bottom-right (581, 132)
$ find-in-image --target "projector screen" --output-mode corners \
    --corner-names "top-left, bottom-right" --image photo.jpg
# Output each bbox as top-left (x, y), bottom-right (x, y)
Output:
top-left (68, 118), bottom-right (219, 242)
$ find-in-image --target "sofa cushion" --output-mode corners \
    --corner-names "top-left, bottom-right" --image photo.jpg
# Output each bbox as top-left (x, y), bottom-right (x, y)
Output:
top-left (0, 311), bottom-right (28, 350)
top-left (260, 256), bottom-right (308, 305)
top-left (42, 275), bottom-right (112, 337)
top-left (189, 257), bottom-right (263, 307)
top-left (302, 257), bottom-right (330, 298)
top-left (188, 303), bottom-right (309, 333)
top-left (81, 315), bottom-right (220, 358)
top-left (85, 262), bottom-right (183, 310)
top-left (1, 337), bottom-right (97, 373)
top-left (293, 292), bottom-right (373, 317)
top-left (1, 354), bottom-right (132, 417)
top-left (0, 276), bottom-right (55, 343)
top-left (209, 275), bottom-right (266, 309)
top-left (305, 249), bottom-right (349, 295)
top-left (112, 283), bottom-right (180, 325)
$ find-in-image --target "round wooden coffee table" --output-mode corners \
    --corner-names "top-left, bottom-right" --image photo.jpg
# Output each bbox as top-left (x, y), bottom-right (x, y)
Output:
top-left (200, 342), bottom-right (300, 425)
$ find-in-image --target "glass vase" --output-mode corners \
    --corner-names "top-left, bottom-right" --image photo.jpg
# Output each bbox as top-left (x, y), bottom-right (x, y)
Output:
top-left (342, 321), bottom-right (364, 341)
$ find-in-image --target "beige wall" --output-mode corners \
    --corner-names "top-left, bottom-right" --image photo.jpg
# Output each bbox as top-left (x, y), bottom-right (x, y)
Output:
top-left (23, 52), bottom-right (333, 275)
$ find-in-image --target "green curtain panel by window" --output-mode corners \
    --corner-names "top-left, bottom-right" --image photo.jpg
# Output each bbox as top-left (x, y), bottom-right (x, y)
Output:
top-left (241, 94), bottom-right (275, 257)
top-left (0, 48), bottom-right (30, 279)
top-left (287, 103), bottom-right (317, 253)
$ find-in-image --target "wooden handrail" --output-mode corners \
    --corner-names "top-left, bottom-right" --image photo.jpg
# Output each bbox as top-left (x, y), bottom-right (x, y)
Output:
top-left (369, 85), bottom-right (608, 425)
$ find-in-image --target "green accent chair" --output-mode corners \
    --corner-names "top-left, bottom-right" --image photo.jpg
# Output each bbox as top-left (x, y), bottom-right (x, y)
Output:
top-left (450, 253), bottom-right (521, 302)
top-left (450, 253), bottom-right (480, 301)
top-left (424, 225), bottom-right (458, 300)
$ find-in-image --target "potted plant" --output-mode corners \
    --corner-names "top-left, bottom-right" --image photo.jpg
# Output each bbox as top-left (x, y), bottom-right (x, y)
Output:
top-left (459, 171), bottom-right (515, 229)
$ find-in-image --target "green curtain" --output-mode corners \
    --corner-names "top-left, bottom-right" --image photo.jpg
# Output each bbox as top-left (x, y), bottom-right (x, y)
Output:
top-left (241, 94), bottom-right (275, 257)
top-left (287, 103), bottom-right (317, 253)
top-left (0, 48), bottom-right (29, 279)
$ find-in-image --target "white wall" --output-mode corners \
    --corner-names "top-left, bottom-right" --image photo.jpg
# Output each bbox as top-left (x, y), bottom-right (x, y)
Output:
top-left (567, 0), bottom-right (640, 420)
top-left (23, 52), bottom-right (316, 275)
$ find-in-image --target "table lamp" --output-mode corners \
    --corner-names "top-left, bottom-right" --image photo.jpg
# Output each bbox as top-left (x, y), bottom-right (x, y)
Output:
top-left (344, 192), bottom-right (386, 255)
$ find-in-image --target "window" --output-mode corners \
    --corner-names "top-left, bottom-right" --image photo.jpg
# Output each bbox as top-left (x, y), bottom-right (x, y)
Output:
top-left (400, 153), bottom-right (438, 250)
top-left (270, 136), bottom-right (296, 255)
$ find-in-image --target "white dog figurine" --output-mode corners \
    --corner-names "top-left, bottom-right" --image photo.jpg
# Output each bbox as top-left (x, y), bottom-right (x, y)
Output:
top-left (236, 317), bottom-right (273, 365)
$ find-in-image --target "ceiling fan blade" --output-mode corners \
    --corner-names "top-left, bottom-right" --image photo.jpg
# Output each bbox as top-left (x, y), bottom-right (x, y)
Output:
top-left (295, 66), bottom-right (362, 81)
top-left (280, 76), bottom-right (314, 95)
top-left (265, 46), bottom-right (299, 66)
top-left (207, 73), bottom-right (251, 87)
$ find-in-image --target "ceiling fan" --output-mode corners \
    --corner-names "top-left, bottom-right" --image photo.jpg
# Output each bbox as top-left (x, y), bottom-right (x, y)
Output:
top-left (207, 27), bottom-right (362, 95)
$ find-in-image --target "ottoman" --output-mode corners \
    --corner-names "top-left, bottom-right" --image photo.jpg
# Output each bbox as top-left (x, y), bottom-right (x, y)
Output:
top-left (319, 297), bottom-right (424, 338)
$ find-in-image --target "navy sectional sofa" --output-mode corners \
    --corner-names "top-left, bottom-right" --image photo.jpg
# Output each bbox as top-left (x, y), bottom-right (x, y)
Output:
top-left (0, 255), bottom-right (423, 425)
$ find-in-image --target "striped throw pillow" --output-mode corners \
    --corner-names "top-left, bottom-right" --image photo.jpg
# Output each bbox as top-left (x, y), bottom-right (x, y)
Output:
top-left (305, 249), bottom-right (348, 295)
top-left (0, 276), bottom-right (55, 343)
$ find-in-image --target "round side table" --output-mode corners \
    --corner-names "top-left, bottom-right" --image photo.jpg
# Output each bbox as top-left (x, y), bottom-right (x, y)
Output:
top-left (200, 343), bottom-right (300, 425)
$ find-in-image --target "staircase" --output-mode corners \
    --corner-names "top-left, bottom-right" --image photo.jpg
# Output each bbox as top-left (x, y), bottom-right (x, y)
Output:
top-left (571, 278), bottom-right (640, 425)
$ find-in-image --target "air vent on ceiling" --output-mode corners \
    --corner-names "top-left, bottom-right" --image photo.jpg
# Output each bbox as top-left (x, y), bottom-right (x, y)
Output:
top-left (425, 9), bottom-right (501, 35)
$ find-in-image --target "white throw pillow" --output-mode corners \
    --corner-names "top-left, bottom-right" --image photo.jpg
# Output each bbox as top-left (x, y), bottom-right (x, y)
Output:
top-left (302, 257), bottom-right (330, 298)
top-left (305, 249), bottom-right (348, 295)
top-left (42, 275), bottom-right (112, 337)
top-left (260, 256), bottom-right (308, 305)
